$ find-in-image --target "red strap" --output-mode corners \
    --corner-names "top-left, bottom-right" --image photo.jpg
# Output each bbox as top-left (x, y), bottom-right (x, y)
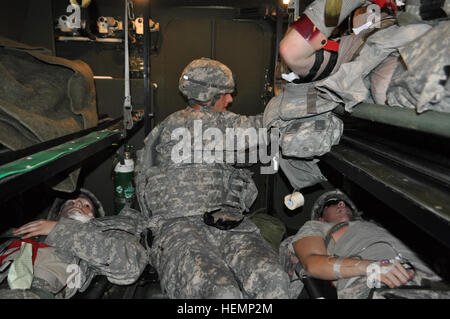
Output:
top-left (324, 40), bottom-right (339, 52)
top-left (0, 239), bottom-right (50, 265)
top-left (369, 0), bottom-right (398, 11)
top-left (370, 0), bottom-right (387, 7)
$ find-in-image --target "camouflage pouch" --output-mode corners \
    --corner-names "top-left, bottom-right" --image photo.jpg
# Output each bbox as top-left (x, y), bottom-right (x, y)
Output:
top-left (278, 82), bottom-right (339, 121)
top-left (263, 82), bottom-right (339, 129)
top-left (223, 167), bottom-right (258, 213)
top-left (279, 156), bottom-right (327, 190)
top-left (280, 112), bottom-right (343, 158)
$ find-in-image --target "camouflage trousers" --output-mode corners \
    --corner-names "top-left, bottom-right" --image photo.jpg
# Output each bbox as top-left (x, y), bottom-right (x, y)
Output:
top-left (339, 277), bottom-right (450, 299)
top-left (149, 215), bottom-right (290, 299)
top-left (0, 289), bottom-right (41, 299)
top-left (0, 277), bottom-right (58, 299)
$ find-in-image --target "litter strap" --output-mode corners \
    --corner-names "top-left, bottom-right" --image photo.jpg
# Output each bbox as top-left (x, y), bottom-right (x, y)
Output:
top-left (0, 239), bottom-right (49, 266)
top-left (370, 0), bottom-right (398, 11)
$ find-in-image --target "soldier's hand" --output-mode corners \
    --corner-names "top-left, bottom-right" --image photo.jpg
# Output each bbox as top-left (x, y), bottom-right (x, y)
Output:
top-left (379, 262), bottom-right (414, 288)
top-left (13, 219), bottom-right (57, 239)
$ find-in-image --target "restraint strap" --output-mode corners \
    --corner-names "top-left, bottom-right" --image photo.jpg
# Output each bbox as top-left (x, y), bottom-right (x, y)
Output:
top-left (293, 222), bottom-right (349, 277)
top-left (316, 50), bottom-right (338, 81)
top-left (302, 50), bottom-right (324, 83)
top-left (324, 222), bottom-right (349, 248)
top-left (370, 0), bottom-right (398, 11)
top-left (323, 40), bottom-right (339, 52)
top-left (0, 239), bottom-right (49, 266)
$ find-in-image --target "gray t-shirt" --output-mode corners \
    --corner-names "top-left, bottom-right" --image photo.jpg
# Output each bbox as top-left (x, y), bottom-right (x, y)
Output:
top-left (286, 220), bottom-right (439, 297)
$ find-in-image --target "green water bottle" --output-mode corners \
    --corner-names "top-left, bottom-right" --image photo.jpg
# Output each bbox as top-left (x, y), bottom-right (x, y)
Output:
top-left (114, 150), bottom-right (135, 214)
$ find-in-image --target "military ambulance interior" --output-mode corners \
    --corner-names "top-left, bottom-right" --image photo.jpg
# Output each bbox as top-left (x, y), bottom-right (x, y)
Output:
top-left (0, 0), bottom-right (449, 299)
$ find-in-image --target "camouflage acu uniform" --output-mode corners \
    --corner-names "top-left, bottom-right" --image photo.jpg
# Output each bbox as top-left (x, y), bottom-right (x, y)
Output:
top-left (136, 103), bottom-right (290, 299)
top-left (264, 19), bottom-right (369, 189)
top-left (137, 106), bottom-right (263, 219)
top-left (316, 23), bottom-right (432, 111)
top-left (264, 81), bottom-right (343, 190)
top-left (0, 207), bottom-right (149, 299)
top-left (149, 216), bottom-right (289, 298)
top-left (386, 21), bottom-right (450, 114)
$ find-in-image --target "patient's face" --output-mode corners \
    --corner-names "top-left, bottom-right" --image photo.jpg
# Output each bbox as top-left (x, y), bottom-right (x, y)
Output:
top-left (58, 196), bottom-right (95, 222)
top-left (319, 200), bottom-right (353, 223)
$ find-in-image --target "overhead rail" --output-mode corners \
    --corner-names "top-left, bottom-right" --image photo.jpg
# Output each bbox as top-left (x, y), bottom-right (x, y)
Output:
top-left (0, 116), bottom-right (143, 203)
top-left (334, 103), bottom-right (450, 139)
top-left (322, 133), bottom-right (450, 249)
top-left (0, 118), bottom-right (121, 166)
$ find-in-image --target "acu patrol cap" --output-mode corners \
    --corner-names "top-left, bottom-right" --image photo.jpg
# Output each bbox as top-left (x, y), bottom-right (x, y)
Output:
top-left (179, 57), bottom-right (235, 102)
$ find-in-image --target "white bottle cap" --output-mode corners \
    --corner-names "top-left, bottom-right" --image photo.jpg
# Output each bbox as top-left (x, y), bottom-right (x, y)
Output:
top-left (114, 158), bottom-right (134, 173)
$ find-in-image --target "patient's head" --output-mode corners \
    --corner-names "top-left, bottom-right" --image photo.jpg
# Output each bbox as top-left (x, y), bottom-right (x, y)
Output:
top-left (311, 189), bottom-right (362, 222)
top-left (319, 199), bottom-right (354, 223)
top-left (58, 194), bottom-right (96, 222)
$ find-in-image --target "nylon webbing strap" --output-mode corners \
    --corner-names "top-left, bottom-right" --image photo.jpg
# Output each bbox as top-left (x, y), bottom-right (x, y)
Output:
top-left (0, 130), bottom-right (118, 181)
top-left (317, 51), bottom-right (338, 81)
top-left (302, 50), bottom-right (324, 83)
top-left (307, 87), bottom-right (318, 115)
top-left (315, 120), bottom-right (326, 131)
top-left (324, 222), bottom-right (349, 247)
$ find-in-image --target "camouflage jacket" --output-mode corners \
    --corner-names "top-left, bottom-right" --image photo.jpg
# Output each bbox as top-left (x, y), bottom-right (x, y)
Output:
top-left (154, 106), bottom-right (264, 164)
top-left (43, 207), bottom-right (149, 298)
top-left (136, 106), bottom-right (263, 221)
top-left (387, 21), bottom-right (450, 114)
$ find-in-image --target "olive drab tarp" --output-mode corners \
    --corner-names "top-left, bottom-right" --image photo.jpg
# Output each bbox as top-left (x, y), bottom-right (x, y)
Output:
top-left (0, 36), bottom-right (98, 192)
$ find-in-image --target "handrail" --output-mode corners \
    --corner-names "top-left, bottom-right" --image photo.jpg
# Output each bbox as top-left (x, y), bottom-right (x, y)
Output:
top-left (0, 117), bottom-right (143, 202)
top-left (334, 103), bottom-right (450, 139)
